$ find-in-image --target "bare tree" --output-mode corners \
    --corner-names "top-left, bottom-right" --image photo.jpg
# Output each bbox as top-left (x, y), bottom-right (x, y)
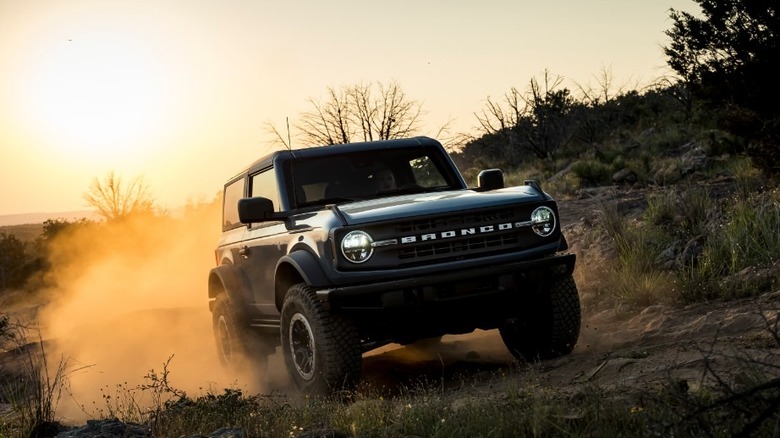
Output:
top-left (524, 71), bottom-right (577, 159)
top-left (299, 86), bottom-right (353, 145)
top-left (288, 80), bottom-right (423, 146)
top-left (350, 82), bottom-right (376, 142)
top-left (83, 171), bottom-right (154, 221)
top-left (366, 81), bottom-right (422, 141)
top-left (263, 119), bottom-right (292, 149)
top-left (474, 70), bottom-right (578, 162)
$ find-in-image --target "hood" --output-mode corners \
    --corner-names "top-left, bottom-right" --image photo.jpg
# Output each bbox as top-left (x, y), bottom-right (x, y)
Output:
top-left (336, 186), bottom-right (548, 225)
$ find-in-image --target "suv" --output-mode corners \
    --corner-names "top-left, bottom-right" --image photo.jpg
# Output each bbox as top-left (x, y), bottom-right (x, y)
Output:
top-left (208, 136), bottom-right (580, 394)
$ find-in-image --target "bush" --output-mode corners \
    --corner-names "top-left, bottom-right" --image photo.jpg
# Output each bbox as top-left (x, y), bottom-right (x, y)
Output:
top-left (675, 190), bottom-right (780, 303)
top-left (571, 159), bottom-right (612, 187)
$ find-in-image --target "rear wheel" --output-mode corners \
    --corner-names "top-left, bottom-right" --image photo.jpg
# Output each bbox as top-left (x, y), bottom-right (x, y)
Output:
top-left (281, 283), bottom-right (362, 395)
top-left (500, 274), bottom-right (581, 361)
top-left (212, 295), bottom-right (272, 375)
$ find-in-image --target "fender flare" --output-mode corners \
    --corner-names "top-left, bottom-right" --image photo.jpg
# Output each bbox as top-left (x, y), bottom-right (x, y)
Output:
top-left (274, 250), bottom-right (330, 309)
top-left (208, 264), bottom-right (252, 310)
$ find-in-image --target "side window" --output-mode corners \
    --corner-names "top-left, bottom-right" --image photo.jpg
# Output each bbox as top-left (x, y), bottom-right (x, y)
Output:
top-left (250, 167), bottom-right (279, 208)
top-left (222, 178), bottom-right (244, 230)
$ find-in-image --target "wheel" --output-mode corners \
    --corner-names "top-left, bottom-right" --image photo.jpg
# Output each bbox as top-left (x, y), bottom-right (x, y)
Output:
top-left (500, 274), bottom-right (581, 361)
top-left (281, 283), bottom-right (362, 395)
top-left (212, 294), bottom-right (272, 375)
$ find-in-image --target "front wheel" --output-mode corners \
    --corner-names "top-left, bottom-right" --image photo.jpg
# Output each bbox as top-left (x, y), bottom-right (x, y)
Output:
top-left (281, 283), bottom-right (362, 395)
top-left (500, 274), bottom-right (581, 361)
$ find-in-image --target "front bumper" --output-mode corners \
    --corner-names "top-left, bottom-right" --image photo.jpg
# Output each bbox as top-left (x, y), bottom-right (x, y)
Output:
top-left (316, 252), bottom-right (576, 311)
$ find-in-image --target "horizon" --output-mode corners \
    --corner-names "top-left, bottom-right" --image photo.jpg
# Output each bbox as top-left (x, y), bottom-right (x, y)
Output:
top-left (0, 209), bottom-right (100, 227)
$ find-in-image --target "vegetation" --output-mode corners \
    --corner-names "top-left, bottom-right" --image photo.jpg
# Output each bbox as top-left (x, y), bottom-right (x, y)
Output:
top-left (74, 366), bottom-right (779, 438)
top-left (265, 80), bottom-right (436, 148)
top-left (665, 0), bottom-right (780, 176)
top-left (0, 317), bottom-right (74, 438)
top-left (0, 233), bottom-right (30, 291)
top-left (1, 0), bottom-right (779, 435)
top-left (2, 326), bottom-right (776, 437)
top-left (83, 170), bottom-right (155, 221)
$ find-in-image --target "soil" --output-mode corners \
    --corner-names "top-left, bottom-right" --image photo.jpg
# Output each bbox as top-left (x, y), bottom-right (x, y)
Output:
top-left (1, 186), bottom-right (779, 430)
top-left (360, 289), bottom-right (780, 400)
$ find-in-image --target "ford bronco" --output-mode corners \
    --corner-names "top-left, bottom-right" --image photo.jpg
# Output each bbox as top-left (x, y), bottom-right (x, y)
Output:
top-left (208, 136), bottom-right (580, 394)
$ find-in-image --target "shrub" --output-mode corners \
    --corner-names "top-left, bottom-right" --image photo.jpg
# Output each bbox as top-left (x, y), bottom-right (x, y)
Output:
top-left (676, 190), bottom-right (780, 302)
top-left (571, 159), bottom-right (612, 187)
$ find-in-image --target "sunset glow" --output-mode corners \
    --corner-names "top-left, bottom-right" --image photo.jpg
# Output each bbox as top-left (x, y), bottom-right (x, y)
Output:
top-left (30, 32), bottom-right (168, 159)
top-left (0, 0), bottom-right (696, 217)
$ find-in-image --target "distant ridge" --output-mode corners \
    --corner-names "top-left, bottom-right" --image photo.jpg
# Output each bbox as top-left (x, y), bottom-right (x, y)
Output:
top-left (0, 210), bottom-right (99, 227)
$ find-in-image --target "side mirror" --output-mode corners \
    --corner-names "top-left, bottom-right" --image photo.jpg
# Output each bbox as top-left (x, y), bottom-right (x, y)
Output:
top-left (478, 168), bottom-right (504, 191)
top-left (238, 197), bottom-right (275, 223)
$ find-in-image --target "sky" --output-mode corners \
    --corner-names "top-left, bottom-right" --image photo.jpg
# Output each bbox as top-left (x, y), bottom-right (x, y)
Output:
top-left (0, 0), bottom-right (696, 217)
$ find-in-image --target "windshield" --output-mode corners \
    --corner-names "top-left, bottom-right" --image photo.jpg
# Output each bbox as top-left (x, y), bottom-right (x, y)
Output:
top-left (286, 146), bottom-right (461, 208)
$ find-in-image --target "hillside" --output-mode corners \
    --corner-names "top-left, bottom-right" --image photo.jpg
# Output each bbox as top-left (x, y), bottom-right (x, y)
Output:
top-left (0, 176), bottom-right (778, 437)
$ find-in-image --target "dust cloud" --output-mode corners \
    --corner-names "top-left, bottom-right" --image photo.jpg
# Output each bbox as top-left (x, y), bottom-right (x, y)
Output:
top-left (33, 194), bottom-right (628, 423)
top-left (37, 202), bottom-right (265, 423)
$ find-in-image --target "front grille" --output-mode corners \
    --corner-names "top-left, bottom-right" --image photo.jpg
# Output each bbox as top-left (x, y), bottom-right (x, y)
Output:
top-left (334, 203), bottom-right (558, 270)
top-left (388, 206), bottom-right (548, 264)
top-left (398, 231), bottom-right (520, 259)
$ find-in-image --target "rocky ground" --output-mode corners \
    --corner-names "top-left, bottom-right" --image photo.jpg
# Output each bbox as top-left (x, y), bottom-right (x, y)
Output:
top-left (1, 185), bottom-right (779, 437)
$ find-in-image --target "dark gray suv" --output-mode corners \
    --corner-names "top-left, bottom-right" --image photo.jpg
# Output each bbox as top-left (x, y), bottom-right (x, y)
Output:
top-left (208, 137), bottom-right (580, 394)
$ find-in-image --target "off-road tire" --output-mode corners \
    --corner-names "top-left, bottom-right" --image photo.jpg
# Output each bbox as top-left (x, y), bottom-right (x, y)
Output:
top-left (212, 294), bottom-right (272, 375)
top-left (499, 274), bottom-right (580, 361)
top-left (281, 283), bottom-right (362, 395)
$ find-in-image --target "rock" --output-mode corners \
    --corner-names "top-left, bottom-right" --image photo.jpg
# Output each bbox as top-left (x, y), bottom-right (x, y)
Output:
top-left (720, 266), bottom-right (776, 294)
top-left (680, 145), bottom-right (709, 175)
top-left (56, 418), bottom-right (150, 437)
top-left (203, 427), bottom-right (247, 438)
top-left (612, 168), bottom-right (638, 185)
top-left (682, 236), bottom-right (705, 267)
top-left (653, 162), bottom-right (682, 186)
top-left (655, 240), bottom-right (681, 270)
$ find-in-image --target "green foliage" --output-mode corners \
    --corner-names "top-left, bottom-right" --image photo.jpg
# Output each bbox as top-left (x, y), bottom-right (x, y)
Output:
top-left (639, 125), bottom-right (697, 156)
top-left (665, 0), bottom-right (780, 175)
top-left (76, 360), bottom-right (780, 437)
top-left (590, 183), bottom-right (780, 305)
top-left (644, 191), bottom-right (677, 227)
top-left (595, 204), bottom-right (677, 308)
top-left (676, 189), bottom-right (711, 236)
top-left (643, 186), bottom-right (713, 238)
top-left (721, 193), bottom-right (780, 268)
top-left (665, 0), bottom-right (779, 116)
top-left (0, 232), bottom-right (31, 290)
top-left (633, 186), bottom-right (779, 303)
top-left (571, 160), bottom-right (612, 187)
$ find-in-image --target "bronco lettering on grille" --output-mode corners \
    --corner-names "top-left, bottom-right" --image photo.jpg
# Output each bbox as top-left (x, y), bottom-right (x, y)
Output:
top-left (400, 221), bottom-right (533, 244)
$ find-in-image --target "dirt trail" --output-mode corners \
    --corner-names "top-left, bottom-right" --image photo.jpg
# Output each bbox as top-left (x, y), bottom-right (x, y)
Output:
top-left (1, 185), bottom-right (779, 424)
top-left (356, 289), bottom-right (779, 402)
top-left (5, 289), bottom-right (777, 418)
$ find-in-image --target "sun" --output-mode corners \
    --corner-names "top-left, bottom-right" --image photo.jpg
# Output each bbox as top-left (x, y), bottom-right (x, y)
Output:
top-left (30, 31), bottom-right (169, 162)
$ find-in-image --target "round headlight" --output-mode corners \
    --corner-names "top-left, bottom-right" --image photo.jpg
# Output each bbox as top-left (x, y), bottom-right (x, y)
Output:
top-left (530, 206), bottom-right (556, 237)
top-left (341, 230), bottom-right (374, 263)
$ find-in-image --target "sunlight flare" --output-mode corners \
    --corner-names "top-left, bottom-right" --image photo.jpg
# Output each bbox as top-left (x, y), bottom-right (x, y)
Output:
top-left (30, 31), bottom-right (169, 157)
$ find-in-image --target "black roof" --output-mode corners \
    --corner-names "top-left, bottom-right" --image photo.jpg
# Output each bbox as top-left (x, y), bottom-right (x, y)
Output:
top-left (245, 136), bottom-right (442, 173)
